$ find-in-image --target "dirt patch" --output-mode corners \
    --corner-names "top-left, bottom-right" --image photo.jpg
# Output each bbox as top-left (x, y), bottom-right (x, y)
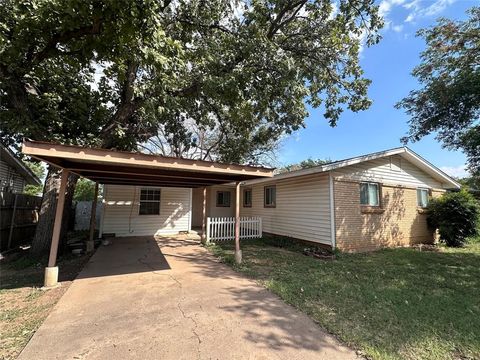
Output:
top-left (411, 244), bottom-right (440, 252)
top-left (0, 252), bottom-right (91, 360)
top-left (303, 246), bottom-right (336, 260)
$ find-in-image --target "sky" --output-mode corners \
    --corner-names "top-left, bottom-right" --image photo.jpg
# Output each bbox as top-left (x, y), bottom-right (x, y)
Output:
top-left (277, 0), bottom-right (476, 178)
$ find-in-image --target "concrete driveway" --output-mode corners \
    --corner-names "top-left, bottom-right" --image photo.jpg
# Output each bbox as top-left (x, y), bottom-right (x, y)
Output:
top-left (19, 236), bottom-right (358, 360)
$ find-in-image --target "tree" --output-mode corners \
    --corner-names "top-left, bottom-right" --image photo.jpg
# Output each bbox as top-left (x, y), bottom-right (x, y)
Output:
top-left (73, 179), bottom-right (97, 201)
top-left (459, 176), bottom-right (480, 190)
top-left (23, 160), bottom-right (45, 196)
top-left (427, 189), bottom-right (479, 247)
top-left (140, 119), bottom-right (281, 164)
top-left (278, 158), bottom-right (332, 173)
top-left (396, 7), bottom-right (480, 176)
top-left (1, 0), bottom-right (383, 255)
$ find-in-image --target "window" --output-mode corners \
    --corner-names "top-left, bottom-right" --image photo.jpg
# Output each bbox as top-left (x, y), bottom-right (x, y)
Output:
top-left (264, 185), bottom-right (276, 207)
top-left (243, 189), bottom-right (252, 207)
top-left (216, 191), bottom-right (231, 207)
top-left (417, 188), bottom-right (430, 208)
top-left (360, 182), bottom-right (380, 206)
top-left (139, 188), bottom-right (161, 215)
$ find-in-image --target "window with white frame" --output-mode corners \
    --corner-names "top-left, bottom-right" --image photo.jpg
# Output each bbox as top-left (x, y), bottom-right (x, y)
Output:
top-left (417, 188), bottom-right (430, 208)
top-left (264, 185), bottom-right (276, 207)
top-left (243, 189), bottom-right (252, 207)
top-left (139, 188), bottom-right (161, 215)
top-left (360, 182), bottom-right (380, 206)
top-left (216, 191), bottom-right (231, 207)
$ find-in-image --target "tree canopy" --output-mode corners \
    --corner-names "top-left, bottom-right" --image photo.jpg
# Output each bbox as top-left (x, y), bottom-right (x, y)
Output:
top-left (278, 157), bottom-right (332, 173)
top-left (73, 178), bottom-right (97, 201)
top-left (1, 0), bottom-right (383, 163)
top-left (23, 160), bottom-right (45, 196)
top-left (396, 7), bottom-right (480, 176)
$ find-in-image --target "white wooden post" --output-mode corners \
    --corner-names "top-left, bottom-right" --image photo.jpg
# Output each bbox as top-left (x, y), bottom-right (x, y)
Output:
top-left (234, 182), bottom-right (241, 264)
top-left (206, 217), bottom-right (211, 242)
top-left (259, 217), bottom-right (263, 238)
top-left (45, 169), bottom-right (69, 288)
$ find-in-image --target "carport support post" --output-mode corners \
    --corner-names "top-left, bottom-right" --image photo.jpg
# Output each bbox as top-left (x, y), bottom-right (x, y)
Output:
top-left (87, 182), bottom-right (99, 252)
top-left (234, 181), bottom-right (242, 264)
top-left (44, 168), bottom-right (70, 288)
top-left (201, 186), bottom-right (207, 244)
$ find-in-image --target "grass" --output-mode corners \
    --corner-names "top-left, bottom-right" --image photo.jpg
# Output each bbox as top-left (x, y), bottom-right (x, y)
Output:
top-left (208, 237), bottom-right (480, 360)
top-left (0, 251), bottom-right (91, 360)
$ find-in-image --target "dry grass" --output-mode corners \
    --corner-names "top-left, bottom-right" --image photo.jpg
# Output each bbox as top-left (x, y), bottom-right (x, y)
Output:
top-left (0, 252), bottom-right (91, 360)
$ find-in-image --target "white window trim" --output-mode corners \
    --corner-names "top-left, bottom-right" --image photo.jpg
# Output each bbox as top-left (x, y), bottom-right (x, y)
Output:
top-left (417, 188), bottom-right (430, 208)
top-left (360, 182), bottom-right (380, 207)
top-left (139, 188), bottom-right (161, 215)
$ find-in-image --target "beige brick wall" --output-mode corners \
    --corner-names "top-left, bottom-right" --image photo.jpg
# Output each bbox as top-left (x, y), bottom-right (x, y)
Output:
top-left (334, 180), bottom-right (445, 252)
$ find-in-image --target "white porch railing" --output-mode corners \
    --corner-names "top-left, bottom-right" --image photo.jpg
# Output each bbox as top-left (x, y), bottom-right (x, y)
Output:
top-left (206, 217), bottom-right (262, 242)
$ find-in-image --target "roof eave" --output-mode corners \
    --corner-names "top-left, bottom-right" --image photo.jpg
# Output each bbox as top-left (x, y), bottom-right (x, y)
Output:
top-left (1, 144), bottom-right (41, 186)
top-left (402, 148), bottom-right (461, 189)
top-left (244, 146), bottom-right (461, 189)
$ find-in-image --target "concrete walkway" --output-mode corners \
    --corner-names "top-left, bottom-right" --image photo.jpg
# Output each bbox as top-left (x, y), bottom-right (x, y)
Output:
top-left (19, 236), bottom-right (358, 360)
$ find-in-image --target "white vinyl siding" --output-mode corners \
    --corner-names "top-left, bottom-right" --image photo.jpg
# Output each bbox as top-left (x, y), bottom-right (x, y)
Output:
top-left (332, 155), bottom-right (443, 189)
top-left (102, 185), bottom-right (191, 236)
top-left (241, 173), bottom-right (332, 245)
top-left (208, 186), bottom-right (234, 217)
top-left (1, 160), bottom-right (26, 193)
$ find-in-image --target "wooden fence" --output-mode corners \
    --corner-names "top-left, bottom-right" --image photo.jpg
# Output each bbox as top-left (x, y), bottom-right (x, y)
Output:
top-left (206, 217), bottom-right (262, 242)
top-left (0, 192), bottom-right (42, 251)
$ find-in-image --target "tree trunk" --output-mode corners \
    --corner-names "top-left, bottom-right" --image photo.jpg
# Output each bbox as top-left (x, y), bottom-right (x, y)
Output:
top-left (31, 166), bottom-right (78, 257)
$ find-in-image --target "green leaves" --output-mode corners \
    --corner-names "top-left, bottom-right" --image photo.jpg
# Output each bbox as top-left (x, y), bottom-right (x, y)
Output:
top-left (427, 189), bottom-right (480, 247)
top-left (1, 0), bottom-right (382, 162)
top-left (397, 6), bottom-right (480, 176)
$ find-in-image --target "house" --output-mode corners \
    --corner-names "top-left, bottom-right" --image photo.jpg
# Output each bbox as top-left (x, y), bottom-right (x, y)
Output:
top-left (22, 139), bottom-right (274, 286)
top-left (99, 146), bottom-right (460, 252)
top-left (1, 143), bottom-right (41, 196)
top-left (22, 141), bottom-right (461, 286)
top-left (240, 147), bottom-right (460, 252)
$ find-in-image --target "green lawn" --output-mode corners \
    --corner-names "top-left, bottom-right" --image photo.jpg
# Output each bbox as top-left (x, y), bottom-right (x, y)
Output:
top-left (208, 238), bottom-right (480, 360)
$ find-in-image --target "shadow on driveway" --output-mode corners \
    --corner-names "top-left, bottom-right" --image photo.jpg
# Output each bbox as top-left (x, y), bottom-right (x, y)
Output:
top-left (19, 235), bottom-right (358, 360)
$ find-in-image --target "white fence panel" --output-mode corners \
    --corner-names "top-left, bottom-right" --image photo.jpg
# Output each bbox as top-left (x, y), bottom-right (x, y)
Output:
top-left (206, 217), bottom-right (262, 242)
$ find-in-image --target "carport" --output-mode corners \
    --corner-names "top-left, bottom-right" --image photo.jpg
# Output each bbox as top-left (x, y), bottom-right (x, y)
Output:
top-left (22, 140), bottom-right (273, 288)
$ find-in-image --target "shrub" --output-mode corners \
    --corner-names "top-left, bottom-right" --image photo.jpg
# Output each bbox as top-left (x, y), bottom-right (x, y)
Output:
top-left (427, 189), bottom-right (479, 247)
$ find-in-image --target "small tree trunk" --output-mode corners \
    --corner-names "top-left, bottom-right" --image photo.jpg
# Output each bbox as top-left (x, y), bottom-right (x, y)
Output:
top-left (31, 166), bottom-right (78, 257)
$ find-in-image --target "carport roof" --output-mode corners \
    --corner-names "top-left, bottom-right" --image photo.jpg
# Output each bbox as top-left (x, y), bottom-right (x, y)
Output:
top-left (22, 140), bottom-right (274, 188)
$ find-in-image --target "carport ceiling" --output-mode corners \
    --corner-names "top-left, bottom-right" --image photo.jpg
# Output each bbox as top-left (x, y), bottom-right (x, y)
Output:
top-left (22, 140), bottom-right (274, 187)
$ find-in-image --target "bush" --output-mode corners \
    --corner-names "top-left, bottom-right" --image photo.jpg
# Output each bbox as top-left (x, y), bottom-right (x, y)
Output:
top-left (427, 189), bottom-right (479, 247)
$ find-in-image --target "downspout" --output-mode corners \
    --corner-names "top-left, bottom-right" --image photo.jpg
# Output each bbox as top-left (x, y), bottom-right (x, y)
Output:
top-left (329, 172), bottom-right (336, 249)
top-left (98, 185), bottom-right (106, 238)
top-left (128, 186), bottom-right (137, 234)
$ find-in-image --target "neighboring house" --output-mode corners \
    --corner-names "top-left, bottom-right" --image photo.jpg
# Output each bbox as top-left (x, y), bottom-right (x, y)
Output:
top-left (0, 143), bottom-right (41, 196)
top-left (100, 146), bottom-right (460, 252)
